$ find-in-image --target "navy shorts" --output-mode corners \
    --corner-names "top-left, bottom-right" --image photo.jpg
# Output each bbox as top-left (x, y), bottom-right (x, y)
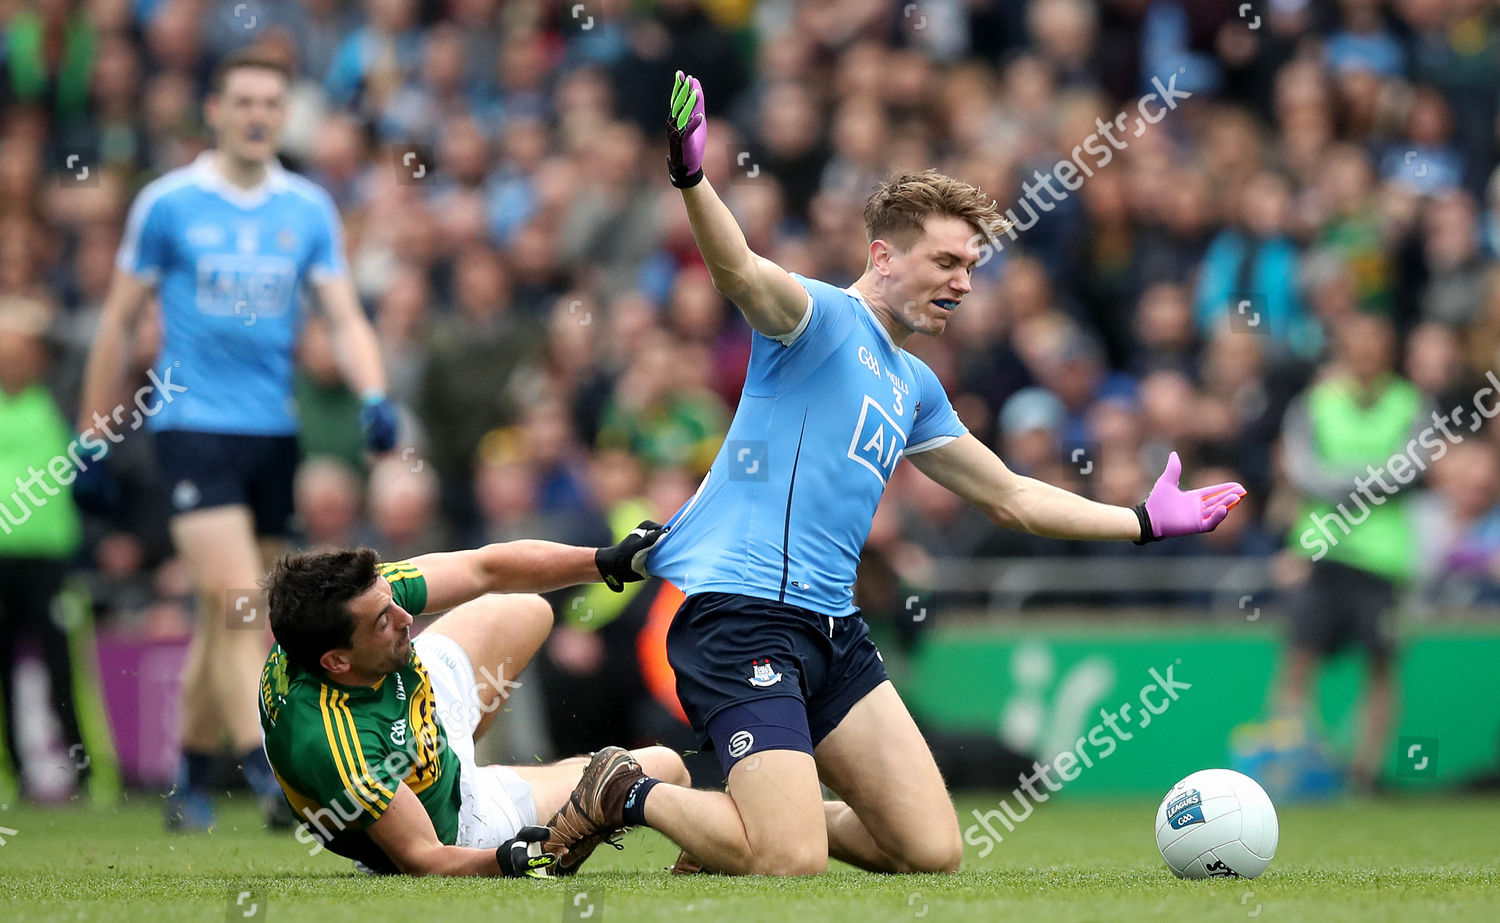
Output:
top-left (665, 592), bottom-right (890, 776)
top-left (154, 430), bottom-right (300, 537)
top-left (1288, 558), bottom-right (1397, 660)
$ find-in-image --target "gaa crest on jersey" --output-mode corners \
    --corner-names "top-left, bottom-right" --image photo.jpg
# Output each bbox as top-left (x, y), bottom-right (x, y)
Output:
top-left (171, 479), bottom-right (201, 510)
top-left (847, 394), bottom-right (905, 483)
top-left (748, 658), bottom-right (782, 687)
top-left (235, 221), bottom-right (260, 254)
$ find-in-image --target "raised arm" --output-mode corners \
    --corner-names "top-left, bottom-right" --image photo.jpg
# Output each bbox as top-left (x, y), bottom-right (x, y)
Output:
top-left (403, 522), bottom-right (664, 614)
top-left (668, 72), bottom-right (809, 340)
top-left (907, 434), bottom-right (1245, 543)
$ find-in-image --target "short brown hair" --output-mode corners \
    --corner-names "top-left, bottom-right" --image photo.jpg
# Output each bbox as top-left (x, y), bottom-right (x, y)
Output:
top-left (264, 548), bottom-right (380, 676)
top-left (863, 169), bottom-right (1008, 253)
top-left (210, 48), bottom-right (290, 95)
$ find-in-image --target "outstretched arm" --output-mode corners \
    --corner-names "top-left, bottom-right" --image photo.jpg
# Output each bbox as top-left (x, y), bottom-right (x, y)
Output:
top-left (907, 434), bottom-right (1244, 543)
top-left (403, 522), bottom-right (665, 614)
top-left (668, 71), bottom-right (809, 340)
top-left (367, 783), bottom-right (554, 877)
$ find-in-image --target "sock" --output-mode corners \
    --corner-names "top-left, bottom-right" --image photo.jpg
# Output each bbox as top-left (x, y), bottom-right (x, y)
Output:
top-left (621, 777), bottom-right (660, 828)
top-left (173, 750), bottom-right (214, 796)
top-left (238, 745), bottom-right (281, 799)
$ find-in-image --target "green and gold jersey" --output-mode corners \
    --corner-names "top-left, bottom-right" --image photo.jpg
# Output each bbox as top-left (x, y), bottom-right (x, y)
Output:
top-left (259, 561), bottom-right (462, 872)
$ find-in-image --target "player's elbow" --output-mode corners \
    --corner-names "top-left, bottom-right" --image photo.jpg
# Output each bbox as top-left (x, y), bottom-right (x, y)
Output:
top-left (983, 479), bottom-right (1038, 533)
top-left (983, 499), bottom-right (1023, 532)
top-left (709, 268), bottom-right (754, 306)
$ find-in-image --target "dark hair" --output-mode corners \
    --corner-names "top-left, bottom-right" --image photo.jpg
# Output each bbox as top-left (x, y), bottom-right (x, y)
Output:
top-left (264, 548), bottom-right (380, 676)
top-left (211, 48), bottom-right (290, 95)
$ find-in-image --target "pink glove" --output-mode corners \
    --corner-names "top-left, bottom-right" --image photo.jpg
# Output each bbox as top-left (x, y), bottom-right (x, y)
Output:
top-left (1133, 452), bottom-right (1246, 543)
top-left (667, 70), bottom-right (706, 188)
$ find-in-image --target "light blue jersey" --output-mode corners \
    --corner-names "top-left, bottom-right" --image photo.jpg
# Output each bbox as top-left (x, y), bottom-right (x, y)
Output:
top-left (648, 274), bottom-right (967, 616)
top-left (115, 153), bottom-right (347, 435)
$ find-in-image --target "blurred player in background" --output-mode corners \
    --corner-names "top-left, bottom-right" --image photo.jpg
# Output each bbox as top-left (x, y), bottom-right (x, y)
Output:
top-left (1278, 314), bottom-right (1427, 792)
top-left (540, 73), bottom-right (1249, 877)
top-left (0, 298), bottom-right (87, 801)
top-left (76, 49), bottom-right (398, 830)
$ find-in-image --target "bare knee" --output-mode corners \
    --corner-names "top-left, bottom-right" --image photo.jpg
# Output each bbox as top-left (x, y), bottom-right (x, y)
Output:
top-left (891, 834), bottom-right (963, 874)
top-left (634, 746), bottom-right (690, 787)
top-left (511, 594), bottom-right (554, 645)
top-left (746, 842), bottom-right (828, 877)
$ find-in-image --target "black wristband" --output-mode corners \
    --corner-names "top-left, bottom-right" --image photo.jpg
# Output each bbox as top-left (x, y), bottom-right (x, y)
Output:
top-left (595, 547), bottom-right (623, 591)
top-left (667, 156), bottom-right (704, 189)
top-left (1132, 502), bottom-right (1159, 545)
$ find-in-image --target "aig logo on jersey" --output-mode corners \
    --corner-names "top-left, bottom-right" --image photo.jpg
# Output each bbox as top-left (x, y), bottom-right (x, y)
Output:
top-left (847, 394), bottom-right (905, 483)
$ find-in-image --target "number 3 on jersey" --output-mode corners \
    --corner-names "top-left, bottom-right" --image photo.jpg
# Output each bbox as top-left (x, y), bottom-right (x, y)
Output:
top-left (847, 394), bottom-right (905, 483)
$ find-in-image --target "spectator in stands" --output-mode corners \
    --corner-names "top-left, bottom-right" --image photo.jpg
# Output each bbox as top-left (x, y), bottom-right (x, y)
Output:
top-left (1420, 191), bottom-right (1488, 329)
top-left (594, 329), bottom-right (728, 475)
top-left (324, 0), bottom-right (421, 113)
top-left (363, 454), bottom-right (442, 561)
top-left (419, 247), bottom-right (543, 537)
top-left (1411, 440), bottom-right (1500, 608)
top-left (292, 457), bottom-right (364, 551)
top-left (1195, 170), bottom-right (1312, 357)
top-left (1313, 144), bottom-right (1394, 316)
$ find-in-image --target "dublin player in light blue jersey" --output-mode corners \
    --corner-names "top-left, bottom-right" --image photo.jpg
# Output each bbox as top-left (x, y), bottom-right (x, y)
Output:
top-left (77, 50), bottom-right (397, 831)
top-left (540, 73), bottom-right (1248, 877)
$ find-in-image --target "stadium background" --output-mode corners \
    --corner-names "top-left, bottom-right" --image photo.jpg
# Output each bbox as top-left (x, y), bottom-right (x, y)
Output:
top-left (1, 0), bottom-right (1499, 807)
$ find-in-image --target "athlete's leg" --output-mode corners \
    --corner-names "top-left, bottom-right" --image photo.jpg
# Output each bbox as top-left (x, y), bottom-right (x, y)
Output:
top-left (0, 561), bottom-right (24, 787)
top-left (1275, 646), bottom-right (1318, 716)
top-left (633, 595), bottom-right (829, 875)
top-left (642, 748), bottom-right (828, 876)
top-left (515, 746), bottom-right (690, 820)
top-left (1351, 652), bottom-right (1395, 787)
top-left (27, 561), bottom-right (87, 780)
top-left (171, 505), bottom-right (267, 753)
top-left (812, 681), bottom-right (962, 873)
top-left (423, 593), bottom-right (553, 742)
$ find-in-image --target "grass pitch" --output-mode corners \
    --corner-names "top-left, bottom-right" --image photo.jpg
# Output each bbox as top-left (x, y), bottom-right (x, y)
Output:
top-left (1, 793), bottom-right (1496, 922)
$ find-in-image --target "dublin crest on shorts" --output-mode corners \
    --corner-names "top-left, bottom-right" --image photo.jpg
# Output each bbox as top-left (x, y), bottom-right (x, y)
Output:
top-left (748, 658), bottom-right (782, 687)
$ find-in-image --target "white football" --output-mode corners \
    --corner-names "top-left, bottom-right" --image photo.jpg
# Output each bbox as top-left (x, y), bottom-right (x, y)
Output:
top-left (1155, 768), bottom-right (1279, 879)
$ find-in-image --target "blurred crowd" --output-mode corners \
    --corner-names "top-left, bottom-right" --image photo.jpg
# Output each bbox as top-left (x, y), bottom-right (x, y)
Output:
top-left (6, 0), bottom-right (1500, 639)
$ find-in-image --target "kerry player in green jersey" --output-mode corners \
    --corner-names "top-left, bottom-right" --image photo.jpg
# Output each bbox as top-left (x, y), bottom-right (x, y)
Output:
top-left (258, 525), bottom-right (688, 877)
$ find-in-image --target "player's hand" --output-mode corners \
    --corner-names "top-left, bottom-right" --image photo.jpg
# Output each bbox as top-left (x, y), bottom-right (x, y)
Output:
top-left (358, 392), bottom-right (399, 453)
top-left (1133, 452), bottom-right (1246, 543)
top-left (496, 825), bottom-right (557, 878)
top-left (595, 520), bottom-right (667, 591)
top-left (667, 70), bottom-right (706, 189)
top-left (69, 439), bottom-right (119, 516)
